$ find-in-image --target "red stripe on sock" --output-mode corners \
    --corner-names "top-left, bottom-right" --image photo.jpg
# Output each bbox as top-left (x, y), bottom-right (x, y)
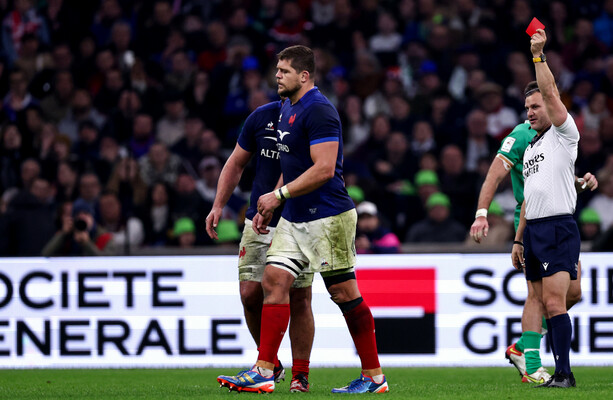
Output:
top-left (343, 301), bottom-right (380, 370)
top-left (292, 359), bottom-right (310, 378)
top-left (257, 304), bottom-right (290, 364)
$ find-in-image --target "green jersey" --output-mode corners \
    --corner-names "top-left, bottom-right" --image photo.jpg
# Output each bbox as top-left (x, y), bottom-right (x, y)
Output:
top-left (495, 122), bottom-right (536, 230)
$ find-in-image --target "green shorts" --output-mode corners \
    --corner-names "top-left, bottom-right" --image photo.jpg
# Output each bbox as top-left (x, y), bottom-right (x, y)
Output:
top-left (266, 209), bottom-right (357, 278)
top-left (238, 219), bottom-right (313, 288)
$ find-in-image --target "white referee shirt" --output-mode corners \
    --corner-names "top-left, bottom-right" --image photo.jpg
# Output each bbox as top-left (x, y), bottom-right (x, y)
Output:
top-left (523, 113), bottom-right (579, 220)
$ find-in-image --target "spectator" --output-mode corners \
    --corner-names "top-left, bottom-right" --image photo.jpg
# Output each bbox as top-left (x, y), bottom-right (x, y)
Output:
top-left (355, 201), bottom-right (400, 254)
top-left (107, 157), bottom-right (148, 209)
top-left (171, 114), bottom-right (204, 168)
top-left (97, 191), bottom-right (144, 253)
top-left (90, 0), bottom-right (124, 47)
top-left (587, 169), bottom-right (613, 233)
top-left (54, 161), bottom-right (79, 203)
top-left (129, 113), bottom-right (155, 159)
top-left (19, 158), bottom-right (41, 189)
top-left (172, 216), bottom-right (196, 248)
top-left (406, 192), bottom-right (466, 243)
top-left (41, 198), bottom-right (112, 256)
top-left (57, 89), bottom-right (106, 141)
top-left (138, 142), bottom-right (181, 186)
top-left (438, 144), bottom-right (480, 227)
top-left (1, 0), bottom-right (50, 65)
top-left (156, 91), bottom-right (187, 147)
top-left (164, 50), bottom-right (194, 93)
top-left (76, 172), bottom-right (101, 212)
top-left (213, 218), bottom-right (241, 245)
top-left (475, 82), bottom-right (519, 141)
top-left (578, 207), bottom-right (602, 241)
top-left (14, 34), bottom-right (53, 83)
top-left (369, 11), bottom-right (402, 68)
top-left (0, 177), bottom-right (56, 256)
top-left (3, 69), bottom-right (37, 122)
top-left (40, 69), bottom-right (74, 123)
top-left (93, 67), bottom-right (124, 115)
top-left (173, 173), bottom-right (212, 245)
top-left (102, 89), bottom-right (142, 144)
top-left (462, 109), bottom-right (498, 172)
top-left (0, 123), bottom-right (25, 193)
top-left (140, 181), bottom-right (173, 246)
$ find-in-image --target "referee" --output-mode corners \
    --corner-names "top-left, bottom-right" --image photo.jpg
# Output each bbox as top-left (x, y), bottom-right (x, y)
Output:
top-left (512, 28), bottom-right (580, 388)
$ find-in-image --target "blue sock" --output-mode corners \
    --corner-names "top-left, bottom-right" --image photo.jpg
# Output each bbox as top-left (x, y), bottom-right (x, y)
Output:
top-left (546, 319), bottom-right (555, 360)
top-left (549, 313), bottom-right (572, 375)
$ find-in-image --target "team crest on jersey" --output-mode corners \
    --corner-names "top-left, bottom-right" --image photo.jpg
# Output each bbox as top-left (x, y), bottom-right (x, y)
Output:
top-left (289, 113), bottom-right (296, 126)
top-left (501, 137), bottom-right (516, 153)
top-left (265, 121), bottom-right (275, 131)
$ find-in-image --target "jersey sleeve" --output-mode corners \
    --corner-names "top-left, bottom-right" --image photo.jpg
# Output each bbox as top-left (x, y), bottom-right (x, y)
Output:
top-left (497, 126), bottom-right (530, 167)
top-left (304, 102), bottom-right (341, 145)
top-left (237, 112), bottom-right (257, 152)
top-left (554, 113), bottom-right (580, 143)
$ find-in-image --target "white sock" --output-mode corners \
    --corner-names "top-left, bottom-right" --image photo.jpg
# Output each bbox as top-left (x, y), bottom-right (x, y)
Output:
top-left (253, 365), bottom-right (273, 378)
top-left (370, 374), bottom-right (384, 384)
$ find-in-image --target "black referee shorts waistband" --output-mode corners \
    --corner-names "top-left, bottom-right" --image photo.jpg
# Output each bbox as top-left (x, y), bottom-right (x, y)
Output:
top-left (526, 214), bottom-right (574, 225)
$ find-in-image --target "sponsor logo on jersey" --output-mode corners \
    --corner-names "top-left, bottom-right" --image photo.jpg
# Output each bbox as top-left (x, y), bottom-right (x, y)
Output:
top-left (501, 137), bottom-right (516, 153)
top-left (239, 246), bottom-right (246, 259)
top-left (277, 129), bottom-right (291, 141)
top-left (542, 262), bottom-right (549, 270)
top-left (523, 153), bottom-right (545, 178)
top-left (289, 113), bottom-right (296, 126)
top-left (265, 121), bottom-right (275, 131)
top-left (260, 148), bottom-right (280, 159)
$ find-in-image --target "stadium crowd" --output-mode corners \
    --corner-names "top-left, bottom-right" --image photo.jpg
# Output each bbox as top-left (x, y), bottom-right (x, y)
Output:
top-left (1, 0), bottom-right (613, 256)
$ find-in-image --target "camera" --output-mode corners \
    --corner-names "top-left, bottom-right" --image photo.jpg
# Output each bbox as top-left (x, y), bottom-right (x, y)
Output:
top-left (74, 218), bottom-right (88, 232)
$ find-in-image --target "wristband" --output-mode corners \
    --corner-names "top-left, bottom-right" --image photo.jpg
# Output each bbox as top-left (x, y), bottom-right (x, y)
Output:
top-left (513, 241), bottom-right (524, 247)
top-left (280, 185), bottom-right (291, 199)
top-left (475, 208), bottom-right (488, 219)
top-left (274, 188), bottom-right (285, 201)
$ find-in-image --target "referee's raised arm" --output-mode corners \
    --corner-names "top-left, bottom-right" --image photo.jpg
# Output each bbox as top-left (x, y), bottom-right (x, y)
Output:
top-left (530, 29), bottom-right (567, 127)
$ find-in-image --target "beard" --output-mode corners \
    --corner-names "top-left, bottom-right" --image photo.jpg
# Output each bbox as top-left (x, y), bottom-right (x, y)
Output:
top-left (277, 81), bottom-right (300, 98)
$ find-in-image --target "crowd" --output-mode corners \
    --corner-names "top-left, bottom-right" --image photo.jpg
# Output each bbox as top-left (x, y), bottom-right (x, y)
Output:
top-left (1, 0), bottom-right (613, 256)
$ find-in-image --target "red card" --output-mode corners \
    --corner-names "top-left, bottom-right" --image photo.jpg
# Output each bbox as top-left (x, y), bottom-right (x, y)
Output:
top-left (526, 17), bottom-right (545, 36)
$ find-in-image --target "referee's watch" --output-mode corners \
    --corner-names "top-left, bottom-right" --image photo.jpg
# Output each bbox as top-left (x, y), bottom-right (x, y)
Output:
top-left (533, 53), bottom-right (546, 63)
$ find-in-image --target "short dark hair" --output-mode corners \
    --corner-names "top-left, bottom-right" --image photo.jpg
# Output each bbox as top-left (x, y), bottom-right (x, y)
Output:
top-left (524, 81), bottom-right (540, 97)
top-left (277, 45), bottom-right (315, 76)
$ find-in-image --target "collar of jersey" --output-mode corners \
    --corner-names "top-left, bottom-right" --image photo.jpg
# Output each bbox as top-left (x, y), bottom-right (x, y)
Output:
top-left (529, 124), bottom-right (551, 147)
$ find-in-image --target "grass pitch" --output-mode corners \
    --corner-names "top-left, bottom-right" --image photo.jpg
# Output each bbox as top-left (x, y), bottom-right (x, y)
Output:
top-left (0, 367), bottom-right (612, 399)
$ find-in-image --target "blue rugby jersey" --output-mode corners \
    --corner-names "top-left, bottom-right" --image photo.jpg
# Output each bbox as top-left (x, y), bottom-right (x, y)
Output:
top-left (276, 87), bottom-right (355, 222)
top-left (237, 101), bottom-right (284, 227)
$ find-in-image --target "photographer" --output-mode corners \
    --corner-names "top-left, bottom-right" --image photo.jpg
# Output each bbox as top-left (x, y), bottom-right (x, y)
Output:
top-left (41, 199), bottom-right (112, 256)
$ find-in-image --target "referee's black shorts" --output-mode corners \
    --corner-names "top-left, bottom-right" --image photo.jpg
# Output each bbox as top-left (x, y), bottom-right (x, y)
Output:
top-left (524, 214), bottom-right (580, 281)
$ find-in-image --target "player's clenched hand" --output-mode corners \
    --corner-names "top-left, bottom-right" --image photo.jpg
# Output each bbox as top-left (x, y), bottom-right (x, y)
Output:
top-left (511, 242), bottom-right (525, 270)
top-left (257, 192), bottom-right (281, 218)
top-left (252, 212), bottom-right (272, 235)
top-left (470, 217), bottom-right (489, 243)
top-left (205, 206), bottom-right (222, 240)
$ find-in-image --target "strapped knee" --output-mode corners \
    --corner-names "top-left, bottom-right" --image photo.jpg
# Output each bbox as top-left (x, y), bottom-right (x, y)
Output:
top-left (336, 296), bottom-right (363, 313)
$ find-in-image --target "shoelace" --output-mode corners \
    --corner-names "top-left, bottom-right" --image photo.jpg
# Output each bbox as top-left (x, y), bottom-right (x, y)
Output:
top-left (347, 376), bottom-right (367, 389)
